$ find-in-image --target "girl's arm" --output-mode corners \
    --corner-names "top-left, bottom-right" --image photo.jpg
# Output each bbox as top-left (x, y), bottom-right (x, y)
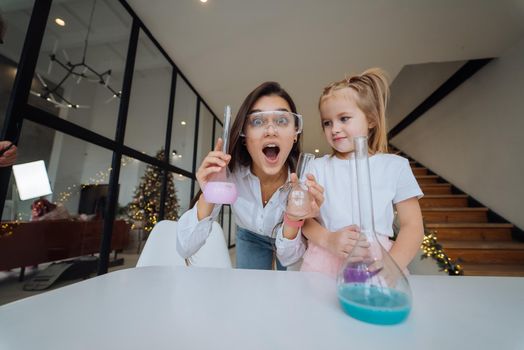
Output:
top-left (388, 197), bottom-right (424, 271)
top-left (302, 219), bottom-right (363, 259)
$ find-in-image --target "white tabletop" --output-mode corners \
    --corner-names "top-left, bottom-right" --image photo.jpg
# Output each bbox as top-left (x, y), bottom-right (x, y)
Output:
top-left (0, 266), bottom-right (523, 350)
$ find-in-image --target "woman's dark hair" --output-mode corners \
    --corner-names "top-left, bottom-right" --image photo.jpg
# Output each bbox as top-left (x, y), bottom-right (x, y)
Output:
top-left (228, 81), bottom-right (301, 173)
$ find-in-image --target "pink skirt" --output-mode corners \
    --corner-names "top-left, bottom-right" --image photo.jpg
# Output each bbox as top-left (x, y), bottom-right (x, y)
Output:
top-left (300, 235), bottom-right (394, 279)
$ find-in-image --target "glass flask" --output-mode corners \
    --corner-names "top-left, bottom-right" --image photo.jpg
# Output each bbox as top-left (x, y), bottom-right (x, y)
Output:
top-left (203, 105), bottom-right (238, 205)
top-left (337, 136), bottom-right (412, 325)
top-left (285, 152), bottom-right (315, 219)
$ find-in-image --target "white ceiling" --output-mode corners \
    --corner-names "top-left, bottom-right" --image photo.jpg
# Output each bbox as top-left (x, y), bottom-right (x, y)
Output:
top-left (2, 0), bottom-right (524, 154)
top-left (127, 0), bottom-right (524, 154)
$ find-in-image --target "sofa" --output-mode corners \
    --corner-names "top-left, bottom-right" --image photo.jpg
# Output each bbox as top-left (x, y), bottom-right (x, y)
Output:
top-left (0, 219), bottom-right (130, 272)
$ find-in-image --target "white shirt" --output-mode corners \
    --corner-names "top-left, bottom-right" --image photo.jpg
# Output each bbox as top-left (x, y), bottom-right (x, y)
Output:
top-left (177, 165), bottom-right (289, 258)
top-left (276, 153), bottom-right (423, 265)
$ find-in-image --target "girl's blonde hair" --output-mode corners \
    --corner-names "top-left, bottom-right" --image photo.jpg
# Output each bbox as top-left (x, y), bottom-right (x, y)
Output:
top-left (319, 68), bottom-right (390, 154)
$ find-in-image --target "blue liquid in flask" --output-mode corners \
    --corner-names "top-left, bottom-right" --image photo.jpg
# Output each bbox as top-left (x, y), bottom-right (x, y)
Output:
top-left (338, 284), bottom-right (411, 325)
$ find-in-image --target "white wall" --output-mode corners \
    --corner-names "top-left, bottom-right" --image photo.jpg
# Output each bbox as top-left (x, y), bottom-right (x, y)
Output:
top-left (387, 60), bottom-right (465, 130)
top-left (391, 36), bottom-right (524, 229)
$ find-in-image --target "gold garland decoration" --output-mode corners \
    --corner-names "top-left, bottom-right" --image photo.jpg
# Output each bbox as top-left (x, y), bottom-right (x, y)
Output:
top-left (421, 227), bottom-right (463, 275)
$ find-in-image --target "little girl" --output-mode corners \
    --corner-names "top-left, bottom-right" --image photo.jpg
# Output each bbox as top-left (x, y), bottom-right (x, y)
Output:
top-left (276, 68), bottom-right (424, 278)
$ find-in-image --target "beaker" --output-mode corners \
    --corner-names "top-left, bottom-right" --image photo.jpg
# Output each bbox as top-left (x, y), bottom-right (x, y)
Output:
top-left (285, 153), bottom-right (315, 219)
top-left (203, 105), bottom-right (238, 205)
top-left (337, 136), bottom-right (412, 325)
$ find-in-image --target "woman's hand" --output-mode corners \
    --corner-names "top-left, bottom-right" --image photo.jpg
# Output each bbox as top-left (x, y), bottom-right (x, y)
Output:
top-left (281, 173), bottom-right (323, 240)
top-left (285, 173), bottom-right (324, 221)
top-left (195, 138), bottom-right (231, 191)
top-left (0, 141), bottom-right (17, 167)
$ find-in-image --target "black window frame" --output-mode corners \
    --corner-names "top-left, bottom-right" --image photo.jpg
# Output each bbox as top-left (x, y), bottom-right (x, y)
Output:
top-left (0, 0), bottom-right (229, 274)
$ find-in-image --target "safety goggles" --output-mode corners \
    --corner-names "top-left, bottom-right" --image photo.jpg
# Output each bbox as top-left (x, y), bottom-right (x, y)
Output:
top-left (240, 110), bottom-right (303, 137)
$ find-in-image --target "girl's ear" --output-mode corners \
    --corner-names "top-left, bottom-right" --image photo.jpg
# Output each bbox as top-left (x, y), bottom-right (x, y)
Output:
top-left (368, 120), bottom-right (377, 129)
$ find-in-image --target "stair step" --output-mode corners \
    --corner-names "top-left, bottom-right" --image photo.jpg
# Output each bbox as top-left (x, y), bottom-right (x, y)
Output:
top-left (442, 240), bottom-right (524, 264)
top-left (426, 223), bottom-right (514, 241)
top-left (416, 175), bottom-right (440, 184)
top-left (422, 207), bottom-right (488, 223)
top-left (419, 195), bottom-right (468, 208)
top-left (411, 167), bottom-right (428, 176)
top-left (394, 152), bottom-right (522, 270)
top-left (459, 263), bottom-right (524, 277)
top-left (420, 184), bottom-right (452, 195)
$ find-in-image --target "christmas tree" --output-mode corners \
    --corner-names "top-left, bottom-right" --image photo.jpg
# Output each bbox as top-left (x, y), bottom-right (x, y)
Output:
top-left (127, 150), bottom-right (180, 233)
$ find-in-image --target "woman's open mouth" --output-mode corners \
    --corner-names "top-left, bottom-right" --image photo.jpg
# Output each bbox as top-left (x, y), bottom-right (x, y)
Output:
top-left (262, 144), bottom-right (280, 164)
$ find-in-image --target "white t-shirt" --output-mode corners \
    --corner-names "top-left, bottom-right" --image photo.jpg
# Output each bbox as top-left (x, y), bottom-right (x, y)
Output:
top-left (177, 165), bottom-right (289, 258)
top-left (313, 153), bottom-right (423, 236)
top-left (276, 153), bottom-right (423, 266)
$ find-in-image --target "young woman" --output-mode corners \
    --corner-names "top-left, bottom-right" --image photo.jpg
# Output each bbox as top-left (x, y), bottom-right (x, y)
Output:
top-left (177, 82), bottom-right (324, 270)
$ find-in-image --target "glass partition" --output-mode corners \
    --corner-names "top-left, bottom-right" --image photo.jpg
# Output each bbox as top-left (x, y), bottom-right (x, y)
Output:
top-left (0, 0), bottom-right (230, 306)
top-left (0, 120), bottom-right (118, 304)
top-left (125, 30), bottom-right (171, 156)
top-left (0, 0), bottom-right (35, 129)
top-left (27, 0), bottom-right (132, 139)
top-left (170, 77), bottom-right (197, 172)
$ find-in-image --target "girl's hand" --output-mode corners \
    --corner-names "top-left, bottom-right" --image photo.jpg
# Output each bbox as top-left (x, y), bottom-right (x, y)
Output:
top-left (195, 138), bottom-right (231, 191)
top-left (305, 173), bottom-right (324, 218)
top-left (324, 225), bottom-right (370, 259)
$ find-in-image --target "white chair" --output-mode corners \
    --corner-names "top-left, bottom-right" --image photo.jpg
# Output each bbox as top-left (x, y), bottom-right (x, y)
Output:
top-left (136, 220), bottom-right (232, 269)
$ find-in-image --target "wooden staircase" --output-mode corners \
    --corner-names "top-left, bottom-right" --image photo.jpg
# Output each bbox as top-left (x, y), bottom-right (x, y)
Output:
top-left (398, 152), bottom-right (524, 276)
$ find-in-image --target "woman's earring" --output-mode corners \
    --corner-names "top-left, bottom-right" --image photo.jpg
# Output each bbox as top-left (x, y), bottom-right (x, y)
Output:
top-left (293, 138), bottom-right (297, 143)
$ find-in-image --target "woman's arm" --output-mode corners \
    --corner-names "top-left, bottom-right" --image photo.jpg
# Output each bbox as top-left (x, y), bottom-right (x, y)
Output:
top-left (275, 173), bottom-right (324, 266)
top-left (388, 197), bottom-right (424, 271)
top-left (281, 173), bottom-right (324, 240)
top-left (177, 139), bottom-right (229, 258)
top-left (196, 192), bottom-right (215, 220)
top-left (194, 138), bottom-right (230, 220)
top-left (177, 200), bottom-right (221, 258)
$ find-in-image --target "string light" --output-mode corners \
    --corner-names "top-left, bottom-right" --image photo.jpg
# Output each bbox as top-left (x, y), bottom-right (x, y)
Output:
top-left (2, 153), bottom-right (180, 238)
top-left (55, 156), bottom-right (132, 204)
top-left (0, 213), bottom-right (24, 237)
top-left (1, 221), bottom-right (19, 237)
top-left (126, 149), bottom-right (180, 233)
top-left (421, 228), bottom-right (463, 276)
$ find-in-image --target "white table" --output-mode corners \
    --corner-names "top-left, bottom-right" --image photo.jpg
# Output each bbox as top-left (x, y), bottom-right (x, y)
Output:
top-left (0, 266), bottom-right (523, 350)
